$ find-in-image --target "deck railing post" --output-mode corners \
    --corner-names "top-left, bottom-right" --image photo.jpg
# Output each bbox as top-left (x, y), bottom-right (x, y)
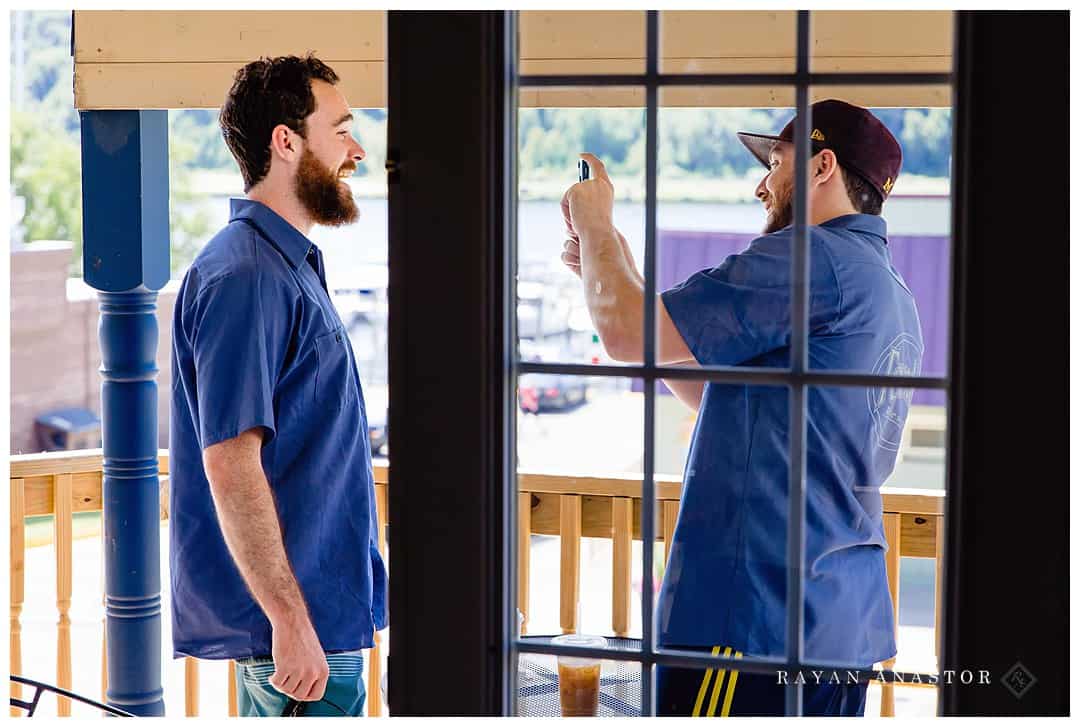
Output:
top-left (184, 657), bottom-right (199, 716)
top-left (559, 495), bottom-right (583, 634)
top-left (611, 497), bottom-right (632, 637)
top-left (79, 109), bottom-right (170, 716)
top-left (10, 479), bottom-right (25, 717)
top-left (518, 492), bottom-right (531, 634)
top-left (54, 473), bottom-right (73, 715)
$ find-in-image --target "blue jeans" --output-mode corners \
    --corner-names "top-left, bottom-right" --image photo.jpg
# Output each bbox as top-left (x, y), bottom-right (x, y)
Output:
top-left (235, 651), bottom-right (367, 717)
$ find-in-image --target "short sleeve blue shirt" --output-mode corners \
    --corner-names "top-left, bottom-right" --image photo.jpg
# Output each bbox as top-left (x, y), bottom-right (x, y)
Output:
top-left (169, 198), bottom-right (388, 660)
top-left (657, 214), bottom-right (922, 667)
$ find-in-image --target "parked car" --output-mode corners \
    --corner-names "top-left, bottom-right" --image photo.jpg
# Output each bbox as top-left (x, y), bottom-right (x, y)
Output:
top-left (518, 372), bottom-right (588, 413)
top-left (517, 338), bottom-right (590, 414)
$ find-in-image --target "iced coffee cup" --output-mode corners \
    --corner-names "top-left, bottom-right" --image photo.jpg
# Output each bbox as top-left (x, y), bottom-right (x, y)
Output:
top-left (551, 634), bottom-right (607, 717)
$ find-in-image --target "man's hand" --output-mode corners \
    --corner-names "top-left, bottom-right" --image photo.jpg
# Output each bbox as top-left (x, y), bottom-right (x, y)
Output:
top-left (269, 616), bottom-right (330, 701)
top-left (561, 153), bottom-right (616, 242)
top-left (555, 152), bottom-right (698, 367)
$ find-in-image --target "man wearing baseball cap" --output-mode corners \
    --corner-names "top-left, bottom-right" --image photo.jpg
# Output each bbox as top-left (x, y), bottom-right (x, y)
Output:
top-left (560, 99), bottom-right (923, 716)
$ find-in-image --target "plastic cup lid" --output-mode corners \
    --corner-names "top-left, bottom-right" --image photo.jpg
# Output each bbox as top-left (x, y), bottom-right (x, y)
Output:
top-left (552, 634), bottom-right (609, 664)
top-left (551, 634), bottom-right (608, 649)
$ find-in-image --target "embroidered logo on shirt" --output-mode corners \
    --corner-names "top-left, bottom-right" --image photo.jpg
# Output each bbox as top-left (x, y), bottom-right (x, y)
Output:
top-left (867, 333), bottom-right (923, 451)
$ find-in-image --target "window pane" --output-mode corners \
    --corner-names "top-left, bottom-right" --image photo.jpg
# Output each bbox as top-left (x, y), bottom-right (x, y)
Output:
top-left (517, 650), bottom-right (643, 716)
top-left (653, 381), bottom-right (795, 712)
top-left (811, 384), bottom-right (945, 717)
top-left (516, 375), bottom-right (645, 641)
top-left (517, 98), bottom-right (645, 366)
top-left (801, 90), bottom-right (953, 380)
top-left (660, 11), bottom-right (798, 76)
top-left (520, 11), bottom-right (645, 77)
top-left (810, 11), bottom-right (953, 75)
top-left (655, 97), bottom-right (798, 371)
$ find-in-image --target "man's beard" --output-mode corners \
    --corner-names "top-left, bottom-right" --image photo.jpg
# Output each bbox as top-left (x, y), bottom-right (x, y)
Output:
top-left (762, 176), bottom-right (794, 234)
top-left (295, 148), bottom-right (359, 227)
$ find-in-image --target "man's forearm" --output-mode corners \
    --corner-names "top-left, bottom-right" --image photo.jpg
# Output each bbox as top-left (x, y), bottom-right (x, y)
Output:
top-left (615, 229), bottom-right (644, 286)
top-left (206, 455), bottom-right (312, 630)
top-left (579, 224), bottom-right (644, 362)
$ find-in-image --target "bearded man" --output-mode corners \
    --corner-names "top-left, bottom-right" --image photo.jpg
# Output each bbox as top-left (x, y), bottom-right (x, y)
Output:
top-left (560, 100), bottom-right (923, 716)
top-left (170, 55), bottom-right (386, 717)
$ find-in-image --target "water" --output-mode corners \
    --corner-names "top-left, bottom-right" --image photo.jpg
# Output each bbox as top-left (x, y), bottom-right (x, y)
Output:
top-left (179, 196), bottom-right (951, 286)
top-left (182, 194), bottom-right (951, 387)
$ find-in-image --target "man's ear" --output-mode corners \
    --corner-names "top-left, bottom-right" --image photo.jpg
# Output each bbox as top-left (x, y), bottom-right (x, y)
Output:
top-left (269, 123), bottom-right (301, 164)
top-left (813, 149), bottom-right (840, 185)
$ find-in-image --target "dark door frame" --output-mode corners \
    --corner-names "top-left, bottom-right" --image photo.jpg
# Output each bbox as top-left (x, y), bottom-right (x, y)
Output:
top-left (385, 10), bottom-right (515, 716)
top-left (386, 10), bottom-right (1070, 716)
top-left (941, 10), bottom-right (1069, 716)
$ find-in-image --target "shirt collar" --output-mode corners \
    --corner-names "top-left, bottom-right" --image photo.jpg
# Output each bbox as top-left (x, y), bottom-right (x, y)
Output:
top-left (819, 213), bottom-right (889, 243)
top-left (229, 197), bottom-right (314, 269)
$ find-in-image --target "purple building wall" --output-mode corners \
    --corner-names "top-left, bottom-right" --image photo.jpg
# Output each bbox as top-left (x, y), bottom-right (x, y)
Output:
top-left (653, 229), bottom-right (950, 406)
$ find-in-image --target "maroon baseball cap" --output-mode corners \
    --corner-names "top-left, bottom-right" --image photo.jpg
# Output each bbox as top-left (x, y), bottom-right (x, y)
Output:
top-left (736, 99), bottom-right (903, 200)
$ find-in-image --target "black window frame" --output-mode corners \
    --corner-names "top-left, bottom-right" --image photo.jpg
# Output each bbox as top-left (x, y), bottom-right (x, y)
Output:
top-left (385, 9), bottom-right (1069, 717)
top-left (513, 10), bottom-right (949, 716)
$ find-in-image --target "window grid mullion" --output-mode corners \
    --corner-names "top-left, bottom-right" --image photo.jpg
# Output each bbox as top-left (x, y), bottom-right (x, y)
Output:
top-left (639, 9), bottom-right (660, 717)
top-left (505, 11), bottom-right (521, 718)
top-left (784, 10), bottom-right (812, 717)
top-left (515, 640), bottom-right (941, 684)
top-left (516, 361), bottom-right (948, 391)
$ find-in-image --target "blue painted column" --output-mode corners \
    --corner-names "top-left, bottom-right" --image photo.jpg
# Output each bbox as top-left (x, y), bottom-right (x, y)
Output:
top-left (79, 110), bottom-right (170, 716)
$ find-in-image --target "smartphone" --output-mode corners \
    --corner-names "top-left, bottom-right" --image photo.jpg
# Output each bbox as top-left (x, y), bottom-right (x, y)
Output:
top-left (577, 159), bottom-right (590, 183)
top-left (281, 699), bottom-right (307, 717)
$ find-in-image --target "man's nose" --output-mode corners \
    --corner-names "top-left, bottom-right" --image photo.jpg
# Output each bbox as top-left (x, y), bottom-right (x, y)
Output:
top-left (754, 176), bottom-right (768, 200)
top-left (351, 140), bottom-right (366, 162)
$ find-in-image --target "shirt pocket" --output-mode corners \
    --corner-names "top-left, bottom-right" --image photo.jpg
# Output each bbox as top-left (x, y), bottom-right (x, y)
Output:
top-left (314, 326), bottom-right (355, 412)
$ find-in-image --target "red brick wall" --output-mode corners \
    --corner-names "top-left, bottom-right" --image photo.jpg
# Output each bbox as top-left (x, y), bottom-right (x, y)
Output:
top-left (10, 243), bottom-right (177, 454)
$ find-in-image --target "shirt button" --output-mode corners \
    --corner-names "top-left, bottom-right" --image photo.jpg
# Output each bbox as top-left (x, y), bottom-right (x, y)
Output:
top-left (335, 333), bottom-right (343, 343)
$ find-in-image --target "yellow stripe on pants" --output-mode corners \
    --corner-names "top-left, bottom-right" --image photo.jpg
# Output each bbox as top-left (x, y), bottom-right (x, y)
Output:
top-left (719, 651), bottom-right (742, 716)
top-left (706, 647), bottom-right (733, 716)
top-left (691, 646), bottom-right (722, 717)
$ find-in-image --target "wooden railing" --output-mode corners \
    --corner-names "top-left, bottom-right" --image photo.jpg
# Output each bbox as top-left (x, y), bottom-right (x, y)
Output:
top-left (11, 451), bottom-right (943, 717)
top-left (9, 451), bottom-right (387, 718)
top-left (516, 471), bottom-right (946, 717)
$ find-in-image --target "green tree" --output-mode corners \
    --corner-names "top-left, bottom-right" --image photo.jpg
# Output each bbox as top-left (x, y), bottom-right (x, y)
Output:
top-left (11, 111), bottom-right (83, 269)
top-left (168, 120), bottom-right (215, 276)
top-left (169, 109), bottom-right (234, 172)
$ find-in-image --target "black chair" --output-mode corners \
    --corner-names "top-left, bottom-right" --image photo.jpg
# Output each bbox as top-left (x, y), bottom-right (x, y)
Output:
top-left (10, 675), bottom-right (134, 717)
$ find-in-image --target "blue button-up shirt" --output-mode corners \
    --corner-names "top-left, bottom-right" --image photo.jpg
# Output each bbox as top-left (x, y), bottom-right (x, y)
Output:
top-left (169, 198), bottom-right (387, 660)
top-left (657, 214), bottom-right (922, 667)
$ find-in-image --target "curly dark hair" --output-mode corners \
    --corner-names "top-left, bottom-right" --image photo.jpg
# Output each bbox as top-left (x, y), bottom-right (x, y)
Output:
top-left (219, 54), bottom-right (340, 191)
top-left (841, 165), bottom-right (884, 216)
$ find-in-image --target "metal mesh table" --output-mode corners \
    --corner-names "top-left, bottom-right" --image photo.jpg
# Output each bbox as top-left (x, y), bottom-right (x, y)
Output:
top-left (518, 636), bottom-right (641, 717)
